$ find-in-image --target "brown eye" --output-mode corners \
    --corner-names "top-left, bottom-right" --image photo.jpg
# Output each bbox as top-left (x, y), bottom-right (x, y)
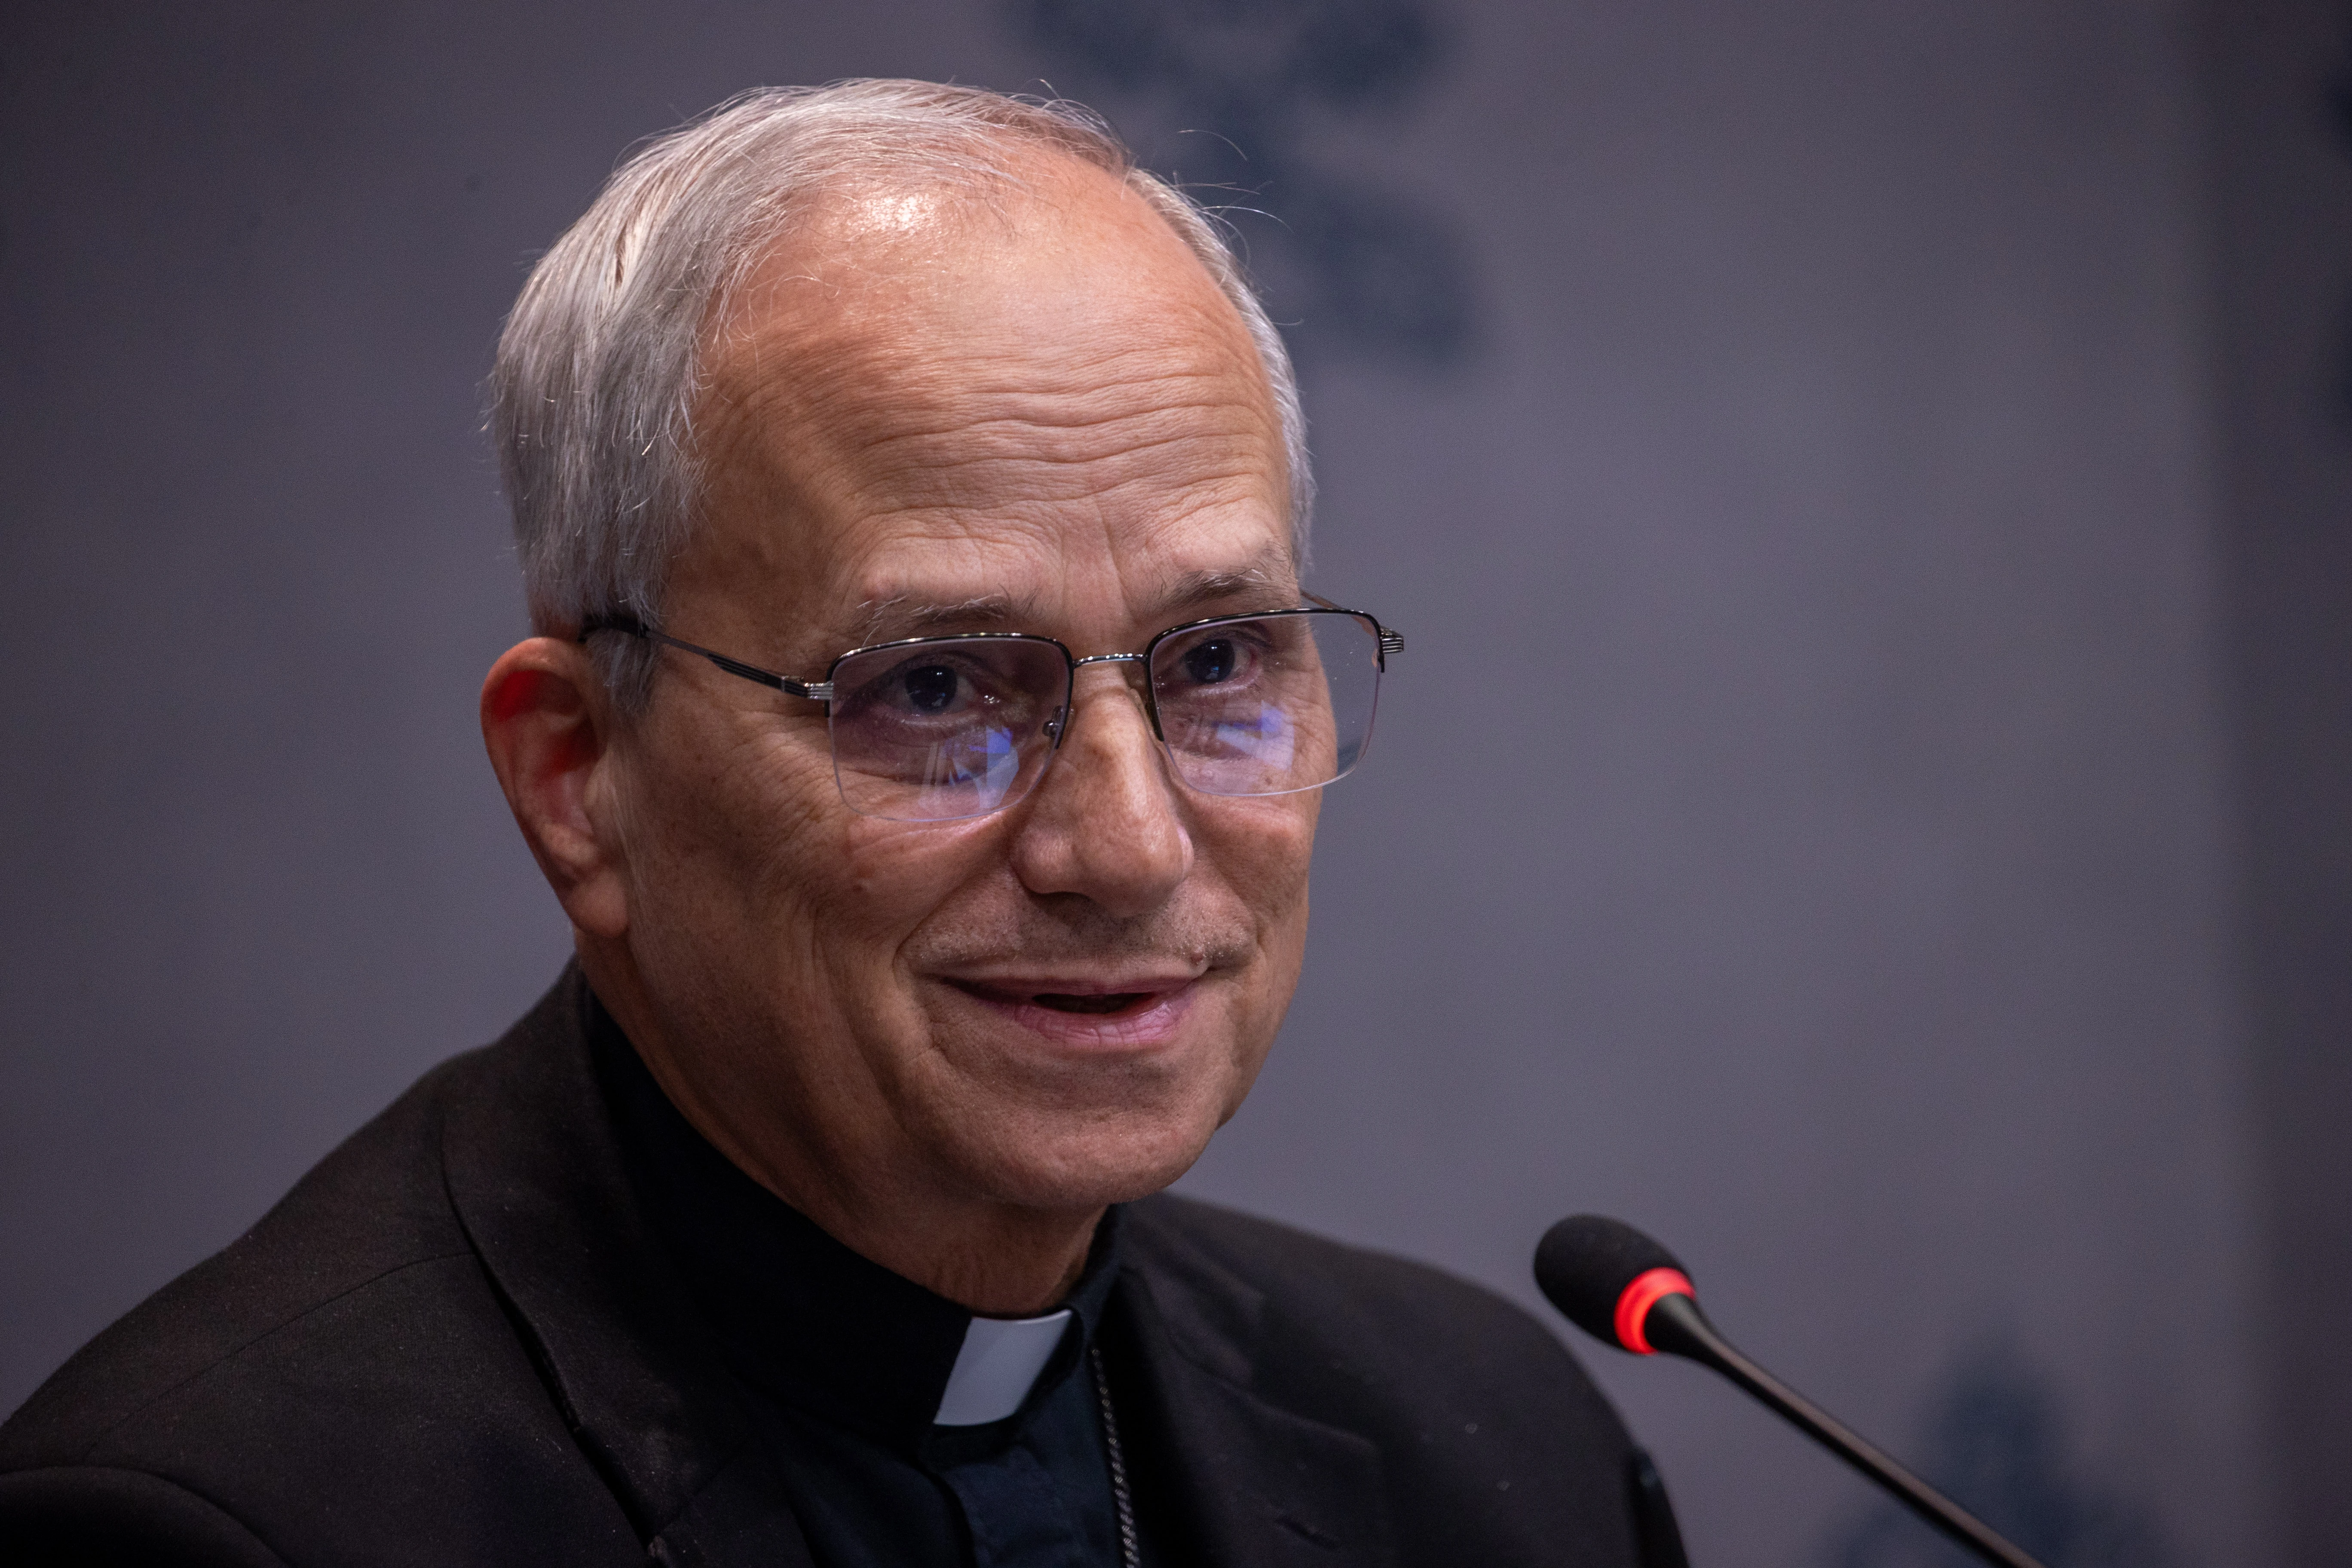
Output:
top-left (902, 664), bottom-right (960, 713)
top-left (1181, 638), bottom-right (1239, 686)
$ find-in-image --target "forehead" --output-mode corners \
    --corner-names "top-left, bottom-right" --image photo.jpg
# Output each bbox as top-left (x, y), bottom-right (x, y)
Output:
top-left (683, 155), bottom-right (1294, 638)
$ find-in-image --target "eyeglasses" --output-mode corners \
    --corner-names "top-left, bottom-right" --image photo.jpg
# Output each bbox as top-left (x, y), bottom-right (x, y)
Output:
top-left (581, 599), bottom-right (1403, 823)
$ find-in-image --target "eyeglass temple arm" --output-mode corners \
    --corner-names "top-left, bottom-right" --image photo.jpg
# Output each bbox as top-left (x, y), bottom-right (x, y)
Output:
top-left (577, 615), bottom-right (834, 702)
top-left (1301, 592), bottom-right (1406, 662)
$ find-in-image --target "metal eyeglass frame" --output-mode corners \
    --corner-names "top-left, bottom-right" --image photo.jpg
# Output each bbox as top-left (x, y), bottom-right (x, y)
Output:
top-left (578, 594), bottom-right (1404, 800)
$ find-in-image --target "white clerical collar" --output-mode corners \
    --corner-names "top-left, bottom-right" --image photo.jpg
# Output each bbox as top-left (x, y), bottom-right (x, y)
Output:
top-left (931, 1308), bottom-right (1073, 1427)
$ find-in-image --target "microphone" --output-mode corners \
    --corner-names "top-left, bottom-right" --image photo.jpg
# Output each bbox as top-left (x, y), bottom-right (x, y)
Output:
top-left (1534, 1215), bottom-right (2047, 1568)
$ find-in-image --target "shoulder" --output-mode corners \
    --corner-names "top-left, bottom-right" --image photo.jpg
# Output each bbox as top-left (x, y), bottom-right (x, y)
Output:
top-left (0, 1015), bottom-right (636, 1565)
top-left (1121, 1194), bottom-right (1650, 1563)
top-left (0, 1467), bottom-right (291, 1567)
top-left (1133, 1204), bottom-right (1637, 1485)
top-left (1123, 1192), bottom-right (1592, 1397)
top-left (0, 1049), bottom-right (484, 1467)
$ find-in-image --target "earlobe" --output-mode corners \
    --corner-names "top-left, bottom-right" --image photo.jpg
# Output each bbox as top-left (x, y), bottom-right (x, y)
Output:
top-left (480, 638), bottom-right (630, 938)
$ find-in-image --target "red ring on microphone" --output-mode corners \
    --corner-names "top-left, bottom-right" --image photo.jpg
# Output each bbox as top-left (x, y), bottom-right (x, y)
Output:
top-left (1614, 1267), bottom-right (1696, 1354)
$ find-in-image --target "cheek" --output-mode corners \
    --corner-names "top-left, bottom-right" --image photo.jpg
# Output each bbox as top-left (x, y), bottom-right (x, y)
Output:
top-left (1194, 791), bottom-right (1318, 1053)
top-left (619, 712), bottom-right (840, 938)
top-left (819, 816), bottom-right (1013, 979)
top-left (1203, 801), bottom-right (1315, 1121)
top-left (1209, 792), bottom-right (1319, 938)
top-left (622, 698), bottom-right (1009, 992)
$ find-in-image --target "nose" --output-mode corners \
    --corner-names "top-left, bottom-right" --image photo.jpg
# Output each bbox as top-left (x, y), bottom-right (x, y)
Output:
top-left (1008, 665), bottom-right (1192, 917)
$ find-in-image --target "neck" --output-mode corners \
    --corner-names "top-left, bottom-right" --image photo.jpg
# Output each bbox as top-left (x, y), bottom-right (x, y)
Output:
top-left (827, 1201), bottom-right (1102, 1318)
top-left (579, 945), bottom-right (1102, 1317)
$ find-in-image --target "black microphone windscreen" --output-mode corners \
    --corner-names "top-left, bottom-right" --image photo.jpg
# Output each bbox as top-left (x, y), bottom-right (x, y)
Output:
top-left (1534, 1215), bottom-right (1688, 1347)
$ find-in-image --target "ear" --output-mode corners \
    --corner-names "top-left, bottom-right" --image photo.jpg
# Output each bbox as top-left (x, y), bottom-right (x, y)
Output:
top-left (481, 637), bottom-right (631, 939)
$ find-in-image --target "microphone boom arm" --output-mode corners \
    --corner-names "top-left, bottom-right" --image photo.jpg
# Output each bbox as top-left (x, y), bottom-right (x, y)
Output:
top-left (1644, 1294), bottom-right (2045, 1568)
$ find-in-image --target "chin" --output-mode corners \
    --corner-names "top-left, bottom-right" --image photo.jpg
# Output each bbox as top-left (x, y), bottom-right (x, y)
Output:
top-left (950, 1105), bottom-right (1222, 1213)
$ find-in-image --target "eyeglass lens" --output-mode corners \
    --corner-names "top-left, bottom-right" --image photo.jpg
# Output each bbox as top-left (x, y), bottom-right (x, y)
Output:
top-left (824, 611), bottom-right (1383, 822)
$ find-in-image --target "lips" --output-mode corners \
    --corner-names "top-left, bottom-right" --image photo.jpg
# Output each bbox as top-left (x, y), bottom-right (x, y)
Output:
top-left (949, 980), bottom-right (1176, 1016)
top-left (943, 975), bottom-right (1200, 1046)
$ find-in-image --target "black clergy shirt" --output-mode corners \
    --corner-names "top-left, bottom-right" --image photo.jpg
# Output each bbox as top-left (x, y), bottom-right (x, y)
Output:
top-left (589, 996), bottom-right (1131, 1568)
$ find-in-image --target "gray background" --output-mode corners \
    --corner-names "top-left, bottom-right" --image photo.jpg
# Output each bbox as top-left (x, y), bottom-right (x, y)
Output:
top-left (4, 3), bottom-right (2346, 1565)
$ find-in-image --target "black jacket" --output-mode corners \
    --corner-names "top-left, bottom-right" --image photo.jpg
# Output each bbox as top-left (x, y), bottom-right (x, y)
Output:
top-left (0, 973), bottom-right (1680, 1566)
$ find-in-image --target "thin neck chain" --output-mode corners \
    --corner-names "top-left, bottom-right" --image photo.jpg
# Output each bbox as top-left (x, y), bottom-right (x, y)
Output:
top-left (1089, 1342), bottom-right (1141, 1568)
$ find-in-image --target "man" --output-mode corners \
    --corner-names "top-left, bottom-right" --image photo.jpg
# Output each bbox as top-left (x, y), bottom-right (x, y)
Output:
top-left (1, 82), bottom-right (1682, 1566)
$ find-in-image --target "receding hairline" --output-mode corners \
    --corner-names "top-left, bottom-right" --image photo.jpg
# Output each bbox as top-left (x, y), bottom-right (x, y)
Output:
top-left (681, 151), bottom-right (1294, 563)
top-left (706, 147), bottom-right (1272, 366)
top-left (695, 147), bottom-right (1287, 432)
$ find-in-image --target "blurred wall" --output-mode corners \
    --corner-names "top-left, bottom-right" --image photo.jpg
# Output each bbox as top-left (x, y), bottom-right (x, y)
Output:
top-left (2, 4), bottom-right (2339, 1565)
top-left (2202, 5), bottom-right (2352, 1564)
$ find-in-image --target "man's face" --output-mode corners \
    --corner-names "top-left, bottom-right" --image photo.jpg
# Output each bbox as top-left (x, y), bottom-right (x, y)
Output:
top-left (600, 159), bottom-right (1314, 1225)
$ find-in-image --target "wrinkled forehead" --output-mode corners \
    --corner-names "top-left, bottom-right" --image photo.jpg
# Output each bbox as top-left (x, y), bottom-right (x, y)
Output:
top-left (683, 155), bottom-right (1294, 640)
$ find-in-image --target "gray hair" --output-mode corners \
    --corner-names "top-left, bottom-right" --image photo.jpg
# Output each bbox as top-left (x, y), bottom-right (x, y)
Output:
top-left (490, 79), bottom-right (1313, 705)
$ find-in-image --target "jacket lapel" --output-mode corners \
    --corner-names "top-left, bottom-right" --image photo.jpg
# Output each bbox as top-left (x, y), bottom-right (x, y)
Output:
top-left (1118, 1207), bottom-right (1397, 1568)
top-left (440, 970), bottom-right (817, 1568)
top-left (444, 972), bottom-right (1395, 1568)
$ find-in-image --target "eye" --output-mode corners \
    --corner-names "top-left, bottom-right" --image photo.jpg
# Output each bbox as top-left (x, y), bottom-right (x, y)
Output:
top-left (901, 664), bottom-right (961, 714)
top-left (1182, 638), bottom-right (1240, 686)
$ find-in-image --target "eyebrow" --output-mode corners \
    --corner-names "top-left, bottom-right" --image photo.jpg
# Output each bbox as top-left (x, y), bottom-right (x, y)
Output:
top-left (847, 557), bottom-right (1296, 649)
top-left (849, 594), bottom-right (1025, 647)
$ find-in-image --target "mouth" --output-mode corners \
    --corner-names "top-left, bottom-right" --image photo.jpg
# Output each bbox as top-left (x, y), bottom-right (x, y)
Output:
top-left (1024, 989), bottom-right (1159, 1016)
top-left (942, 975), bottom-right (1200, 1045)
